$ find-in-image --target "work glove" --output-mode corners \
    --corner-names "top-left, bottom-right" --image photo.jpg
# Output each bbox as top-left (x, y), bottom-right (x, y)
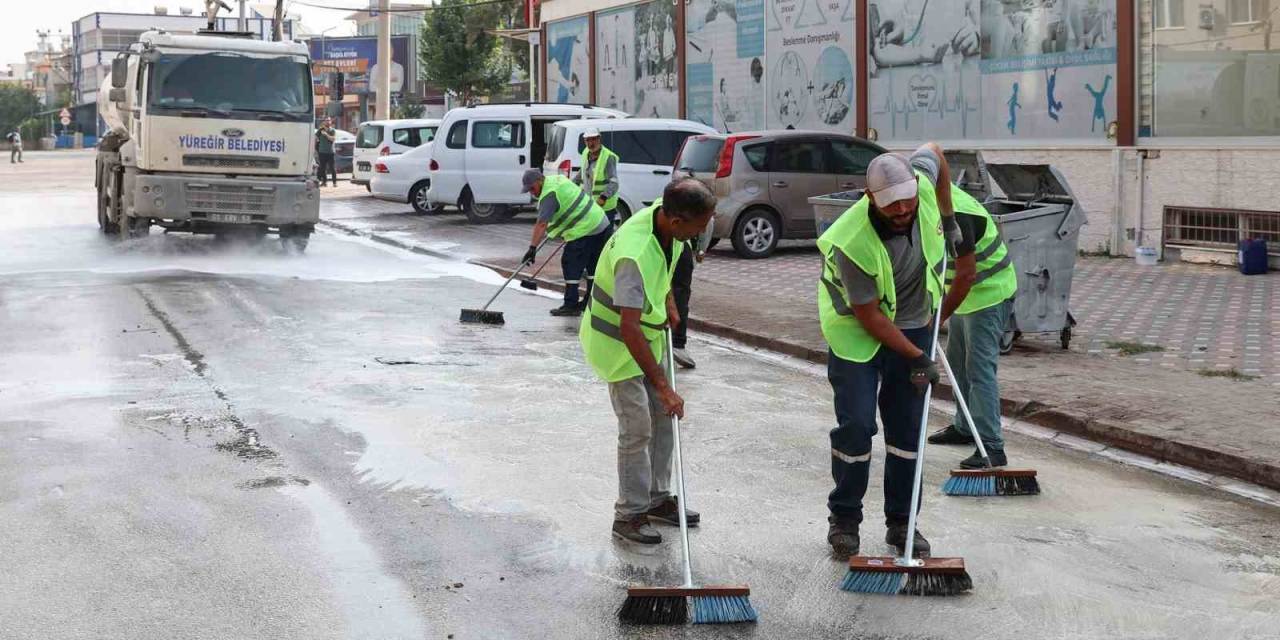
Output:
top-left (521, 245), bottom-right (538, 266)
top-left (908, 353), bottom-right (940, 395)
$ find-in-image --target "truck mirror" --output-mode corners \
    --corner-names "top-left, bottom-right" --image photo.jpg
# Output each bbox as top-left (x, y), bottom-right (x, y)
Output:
top-left (111, 56), bottom-right (128, 88)
top-left (109, 88), bottom-right (127, 103)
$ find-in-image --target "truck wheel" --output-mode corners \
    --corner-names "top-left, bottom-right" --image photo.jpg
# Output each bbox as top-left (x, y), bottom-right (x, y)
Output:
top-left (97, 184), bottom-right (119, 235)
top-left (462, 194), bottom-right (507, 224)
top-left (731, 208), bottom-right (780, 259)
top-left (119, 215), bottom-right (150, 240)
top-left (281, 225), bottom-right (312, 253)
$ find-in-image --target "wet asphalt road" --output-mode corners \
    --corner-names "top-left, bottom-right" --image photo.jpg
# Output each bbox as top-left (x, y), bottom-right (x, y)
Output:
top-left (2, 151), bottom-right (1279, 640)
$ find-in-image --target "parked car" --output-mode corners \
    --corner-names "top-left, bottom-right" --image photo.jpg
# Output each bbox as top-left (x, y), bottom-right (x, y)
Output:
top-left (370, 142), bottom-right (443, 214)
top-left (333, 129), bottom-right (355, 174)
top-left (675, 131), bottom-right (888, 258)
top-left (352, 118), bottom-right (441, 189)
top-left (426, 103), bottom-right (626, 224)
top-left (542, 118), bottom-right (717, 220)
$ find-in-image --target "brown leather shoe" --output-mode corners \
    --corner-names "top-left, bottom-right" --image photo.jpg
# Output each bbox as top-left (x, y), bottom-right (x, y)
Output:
top-left (646, 496), bottom-right (700, 527)
top-left (612, 515), bottom-right (661, 544)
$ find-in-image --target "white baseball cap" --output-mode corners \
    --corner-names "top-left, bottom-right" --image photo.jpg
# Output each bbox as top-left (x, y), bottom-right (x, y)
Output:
top-left (866, 153), bottom-right (918, 208)
top-left (583, 127), bottom-right (601, 139)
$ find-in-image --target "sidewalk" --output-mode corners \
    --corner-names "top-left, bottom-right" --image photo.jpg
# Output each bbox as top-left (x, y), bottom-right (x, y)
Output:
top-left (319, 190), bottom-right (1280, 492)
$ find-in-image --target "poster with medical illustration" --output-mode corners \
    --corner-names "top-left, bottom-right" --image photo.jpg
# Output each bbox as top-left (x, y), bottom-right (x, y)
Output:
top-left (547, 16), bottom-right (591, 104)
top-left (685, 0), bottom-right (766, 132)
top-left (868, 0), bottom-right (1115, 142)
top-left (597, 0), bottom-right (679, 118)
top-left (765, 0), bottom-right (855, 131)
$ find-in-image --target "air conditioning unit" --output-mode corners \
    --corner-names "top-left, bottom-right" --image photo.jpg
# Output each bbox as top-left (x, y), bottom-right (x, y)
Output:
top-left (1198, 5), bottom-right (1215, 30)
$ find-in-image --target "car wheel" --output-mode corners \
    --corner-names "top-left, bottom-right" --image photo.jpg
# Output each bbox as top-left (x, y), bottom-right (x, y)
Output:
top-left (614, 201), bottom-right (632, 224)
top-left (462, 193), bottom-right (507, 224)
top-left (410, 181), bottom-right (442, 214)
top-left (731, 208), bottom-right (780, 259)
top-left (365, 183), bottom-right (371, 192)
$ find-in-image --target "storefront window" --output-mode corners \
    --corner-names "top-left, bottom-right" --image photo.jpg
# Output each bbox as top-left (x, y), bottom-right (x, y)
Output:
top-left (1145, 0), bottom-right (1280, 137)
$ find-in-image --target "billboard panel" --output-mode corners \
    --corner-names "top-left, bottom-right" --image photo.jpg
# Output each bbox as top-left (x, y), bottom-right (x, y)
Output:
top-left (309, 36), bottom-right (413, 97)
top-left (597, 0), bottom-right (679, 118)
top-left (547, 16), bottom-right (591, 104)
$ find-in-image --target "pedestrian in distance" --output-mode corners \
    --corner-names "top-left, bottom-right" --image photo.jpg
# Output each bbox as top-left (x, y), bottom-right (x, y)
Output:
top-left (927, 173), bottom-right (1019, 469)
top-left (670, 218), bottom-right (714, 370)
top-left (315, 118), bottom-right (337, 187)
top-left (521, 169), bottom-right (614, 317)
top-left (574, 128), bottom-right (622, 227)
top-left (817, 144), bottom-right (977, 561)
top-left (579, 178), bottom-right (717, 544)
top-left (7, 130), bottom-right (23, 164)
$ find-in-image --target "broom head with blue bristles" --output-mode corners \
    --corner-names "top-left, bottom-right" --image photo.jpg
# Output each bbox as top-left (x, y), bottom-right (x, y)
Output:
top-left (842, 557), bottom-right (973, 596)
top-left (943, 468), bottom-right (1040, 496)
top-left (620, 585), bottom-right (757, 624)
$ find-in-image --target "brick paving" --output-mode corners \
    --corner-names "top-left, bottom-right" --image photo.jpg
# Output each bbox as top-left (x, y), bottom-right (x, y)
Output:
top-left (321, 191), bottom-right (1280, 489)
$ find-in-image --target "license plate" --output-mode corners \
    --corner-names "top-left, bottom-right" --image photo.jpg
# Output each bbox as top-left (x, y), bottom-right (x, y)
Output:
top-left (357, 162), bottom-right (371, 171)
top-left (208, 213), bottom-right (252, 224)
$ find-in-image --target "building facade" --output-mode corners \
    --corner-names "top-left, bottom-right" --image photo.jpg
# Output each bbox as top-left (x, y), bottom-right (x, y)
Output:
top-left (538, 0), bottom-right (1280, 265)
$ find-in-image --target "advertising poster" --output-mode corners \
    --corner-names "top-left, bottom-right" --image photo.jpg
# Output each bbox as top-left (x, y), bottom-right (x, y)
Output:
top-left (597, 0), bottom-right (680, 118)
top-left (868, 0), bottom-right (1116, 142)
top-left (764, 0), bottom-right (856, 131)
top-left (547, 16), bottom-right (592, 104)
top-left (685, 0), bottom-right (766, 132)
top-left (310, 36), bottom-right (412, 97)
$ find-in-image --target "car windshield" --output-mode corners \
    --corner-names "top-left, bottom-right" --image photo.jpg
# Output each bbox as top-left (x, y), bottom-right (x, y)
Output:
top-left (148, 52), bottom-right (312, 121)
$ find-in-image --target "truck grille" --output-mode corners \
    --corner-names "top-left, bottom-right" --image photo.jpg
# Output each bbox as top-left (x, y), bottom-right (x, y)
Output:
top-left (183, 154), bottom-right (280, 170)
top-left (185, 183), bottom-right (276, 214)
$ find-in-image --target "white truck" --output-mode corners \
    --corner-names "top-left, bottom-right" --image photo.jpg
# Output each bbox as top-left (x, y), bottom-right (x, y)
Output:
top-left (95, 30), bottom-right (319, 250)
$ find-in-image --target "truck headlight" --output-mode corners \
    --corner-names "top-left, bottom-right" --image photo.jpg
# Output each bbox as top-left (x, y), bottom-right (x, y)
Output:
top-left (153, 185), bottom-right (162, 195)
top-left (154, 198), bottom-right (165, 209)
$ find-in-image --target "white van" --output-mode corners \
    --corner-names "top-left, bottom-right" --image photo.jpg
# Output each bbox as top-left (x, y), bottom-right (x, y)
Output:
top-left (543, 118), bottom-right (717, 220)
top-left (352, 118), bottom-right (441, 189)
top-left (426, 103), bottom-right (626, 223)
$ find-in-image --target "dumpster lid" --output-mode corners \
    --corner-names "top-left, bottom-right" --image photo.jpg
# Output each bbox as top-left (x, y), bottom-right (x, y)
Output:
top-left (943, 150), bottom-right (991, 201)
top-left (985, 163), bottom-right (1074, 204)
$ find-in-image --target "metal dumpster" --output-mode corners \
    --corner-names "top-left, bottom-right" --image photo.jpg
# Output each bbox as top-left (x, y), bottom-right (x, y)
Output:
top-left (809, 152), bottom-right (1086, 352)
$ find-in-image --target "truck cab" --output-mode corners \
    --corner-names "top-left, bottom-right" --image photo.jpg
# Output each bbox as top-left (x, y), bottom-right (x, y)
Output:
top-left (96, 30), bottom-right (319, 250)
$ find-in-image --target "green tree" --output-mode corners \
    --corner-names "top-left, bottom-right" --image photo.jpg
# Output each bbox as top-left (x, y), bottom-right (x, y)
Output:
top-left (0, 85), bottom-right (40, 134)
top-left (419, 0), bottom-right (513, 105)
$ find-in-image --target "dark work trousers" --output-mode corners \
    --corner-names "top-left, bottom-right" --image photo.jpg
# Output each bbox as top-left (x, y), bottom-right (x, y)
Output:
top-left (317, 153), bottom-right (337, 186)
top-left (827, 325), bottom-right (934, 526)
top-left (671, 245), bottom-right (694, 349)
top-left (561, 226), bottom-right (613, 307)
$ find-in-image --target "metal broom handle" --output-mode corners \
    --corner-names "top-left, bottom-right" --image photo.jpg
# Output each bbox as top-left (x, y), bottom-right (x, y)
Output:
top-left (900, 252), bottom-right (947, 567)
top-left (477, 237), bottom-right (550, 311)
top-left (666, 328), bottom-right (695, 589)
top-left (937, 350), bottom-right (990, 463)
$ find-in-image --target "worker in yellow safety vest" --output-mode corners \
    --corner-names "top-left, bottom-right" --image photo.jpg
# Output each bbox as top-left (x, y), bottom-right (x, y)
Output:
top-left (926, 177), bottom-right (1019, 469)
top-left (521, 169), bottom-right (613, 316)
top-left (578, 179), bottom-right (716, 545)
top-left (817, 144), bottom-right (977, 561)
top-left (575, 128), bottom-right (622, 226)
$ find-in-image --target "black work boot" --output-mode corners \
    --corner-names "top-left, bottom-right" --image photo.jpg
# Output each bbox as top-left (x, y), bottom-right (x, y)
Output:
top-left (885, 524), bottom-right (931, 558)
top-left (827, 516), bottom-right (861, 560)
top-left (549, 304), bottom-right (582, 317)
top-left (960, 449), bottom-right (1008, 469)
top-left (646, 496), bottom-right (700, 526)
top-left (928, 425), bottom-right (974, 445)
top-left (612, 515), bottom-right (662, 545)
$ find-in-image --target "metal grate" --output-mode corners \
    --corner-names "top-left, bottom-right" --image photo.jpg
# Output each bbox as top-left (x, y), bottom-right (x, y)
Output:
top-left (1164, 206), bottom-right (1280, 255)
top-left (184, 182), bottom-right (275, 214)
top-left (183, 154), bottom-right (280, 170)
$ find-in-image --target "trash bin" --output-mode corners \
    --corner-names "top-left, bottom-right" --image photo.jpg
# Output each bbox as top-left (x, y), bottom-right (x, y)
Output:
top-left (809, 151), bottom-right (1086, 352)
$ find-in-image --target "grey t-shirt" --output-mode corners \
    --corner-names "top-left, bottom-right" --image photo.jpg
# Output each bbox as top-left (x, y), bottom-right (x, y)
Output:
top-left (836, 145), bottom-right (945, 329)
top-left (614, 259), bottom-right (646, 309)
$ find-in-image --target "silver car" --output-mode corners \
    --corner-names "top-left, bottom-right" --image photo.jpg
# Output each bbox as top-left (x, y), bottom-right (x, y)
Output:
top-left (675, 131), bottom-right (887, 258)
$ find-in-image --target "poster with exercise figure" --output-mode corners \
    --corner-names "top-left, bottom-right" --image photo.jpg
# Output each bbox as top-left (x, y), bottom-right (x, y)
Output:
top-left (685, 0), bottom-right (766, 132)
top-left (547, 16), bottom-right (591, 104)
top-left (765, 0), bottom-right (856, 131)
top-left (597, 0), bottom-right (679, 118)
top-left (868, 0), bottom-right (1115, 142)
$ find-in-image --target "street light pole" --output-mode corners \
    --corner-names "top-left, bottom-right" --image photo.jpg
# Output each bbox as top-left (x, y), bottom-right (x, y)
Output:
top-left (375, 0), bottom-right (391, 120)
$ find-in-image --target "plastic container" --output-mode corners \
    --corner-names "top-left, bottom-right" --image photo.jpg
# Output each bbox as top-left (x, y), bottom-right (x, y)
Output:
top-left (1239, 239), bottom-right (1269, 275)
top-left (1135, 246), bottom-right (1158, 266)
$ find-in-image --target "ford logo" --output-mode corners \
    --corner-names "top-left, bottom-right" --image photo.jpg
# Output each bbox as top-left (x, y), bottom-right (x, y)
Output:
top-left (221, 128), bottom-right (245, 138)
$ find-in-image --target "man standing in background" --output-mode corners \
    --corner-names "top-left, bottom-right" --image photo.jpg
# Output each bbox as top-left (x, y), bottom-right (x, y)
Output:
top-left (575, 128), bottom-right (621, 226)
top-left (315, 118), bottom-right (337, 187)
top-left (7, 130), bottom-right (23, 164)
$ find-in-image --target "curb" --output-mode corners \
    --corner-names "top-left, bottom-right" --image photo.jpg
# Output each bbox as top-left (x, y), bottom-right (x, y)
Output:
top-left (473, 260), bottom-right (1280, 493)
top-left (318, 219), bottom-right (457, 261)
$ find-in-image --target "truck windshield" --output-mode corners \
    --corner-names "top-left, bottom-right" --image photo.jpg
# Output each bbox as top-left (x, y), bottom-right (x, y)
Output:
top-left (148, 52), bottom-right (312, 121)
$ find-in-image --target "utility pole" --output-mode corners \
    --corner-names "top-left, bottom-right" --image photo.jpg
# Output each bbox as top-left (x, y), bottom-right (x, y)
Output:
top-left (273, 0), bottom-right (285, 41)
top-left (238, 0), bottom-right (246, 32)
top-left (376, 0), bottom-right (392, 119)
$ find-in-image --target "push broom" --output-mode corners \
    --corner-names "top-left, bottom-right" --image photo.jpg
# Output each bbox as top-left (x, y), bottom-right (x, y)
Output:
top-left (619, 330), bottom-right (757, 625)
top-left (938, 350), bottom-right (1040, 496)
top-left (841, 253), bottom-right (973, 597)
top-left (459, 238), bottom-right (550, 325)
